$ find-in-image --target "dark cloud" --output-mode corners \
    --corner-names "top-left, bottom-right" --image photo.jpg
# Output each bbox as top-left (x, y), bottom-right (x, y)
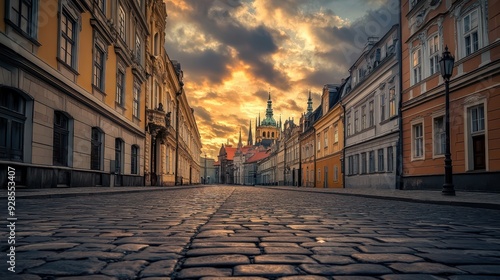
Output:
top-left (276, 99), bottom-right (302, 113)
top-left (193, 106), bottom-right (213, 123)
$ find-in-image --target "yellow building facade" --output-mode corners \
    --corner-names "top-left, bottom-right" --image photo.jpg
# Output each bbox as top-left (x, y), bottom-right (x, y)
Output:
top-left (313, 84), bottom-right (344, 188)
top-left (0, 0), bottom-right (201, 188)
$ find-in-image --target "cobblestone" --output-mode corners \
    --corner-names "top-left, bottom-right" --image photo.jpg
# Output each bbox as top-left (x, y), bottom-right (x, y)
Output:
top-left (2, 186), bottom-right (500, 279)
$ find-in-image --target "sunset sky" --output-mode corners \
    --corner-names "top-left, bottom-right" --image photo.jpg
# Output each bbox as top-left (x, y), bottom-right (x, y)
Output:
top-left (164, 0), bottom-right (399, 159)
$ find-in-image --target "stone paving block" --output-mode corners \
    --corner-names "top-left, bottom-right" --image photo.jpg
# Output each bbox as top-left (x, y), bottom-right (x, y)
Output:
top-left (46, 251), bottom-right (124, 261)
top-left (68, 243), bottom-right (117, 251)
top-left (301, 242), bottom-right (360, 248)
top-left (191, 242), bottom-right (257, 248)
top-left (254, 254), bottom-right (317, 264)
top-left (380, 275), bottom-right (446, 280)
top-left (263, 246), bottom-right (312, 254)
top-left (194, 237), bottom-right (260, 243)
top-left (448, 276), bottom-right (500, 280)
top-left (310, 246), bottom-right (359, 255)
top-left (183, 254), bottom-right (250, 267)
top-left (259, 242), bottom-right (300, 247)
top-left (0, 273), bottom-right (42, 280)
top-left (113, 243), bottom-right (149, 252)
top-left (101, 260), bottom-right (149, 278)
top-left (311, 255), bottom-right (355, 264)
top-left (357, 246), bottom-right (416, 254)
top-left (176, 267), bottom-right (232, 279)
top-left (351, 253), bottom-right (423, 263)
top-left (113, 237), bottom-right (189, 245)
top-left (389, 262), bottom-right (466, 274)
top-left (300, 263), bottom-right (392, 275)
top-left (17, 251), bottom-right (58, 260)
top-left (416, 253), bottom-right (500, 264)
top-left (53, 276), bottom-right (119, 279)
top-left (26, 259), bottom-right (107, 276)
top-left (123, 246), bottom-right (182, 261)
top-left (17, 242), bottom-right (80, 251)
top-left (140, 259), bottom-right (178, 277)
top-left (201, 277), bottom-right (268, 280)
top-left (186, 247), bottom-right (261, 256)
top-left (456, 265), bottom-right (500, 275)
top-left (261, 236), bottom-right (314, 242)
top-left (277, 276), bottom-right (329, 280)
top-left (233, 264), bottom-right (298, 277)
top-left (16, 260), bottom-right (45, 273)
top-left (197, 230), bottom-right (235, 237)
top-left (331, 277), bottom-right (378, 280)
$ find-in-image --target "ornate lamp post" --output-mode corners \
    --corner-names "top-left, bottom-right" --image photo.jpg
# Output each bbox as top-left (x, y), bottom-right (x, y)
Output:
top-left (204, 153), bottom-right (207, 184)
top-left (440, 46), bottom-right (455, 196)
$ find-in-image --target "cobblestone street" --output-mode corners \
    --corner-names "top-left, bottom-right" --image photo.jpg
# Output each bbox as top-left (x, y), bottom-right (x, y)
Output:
top-left (2, 185), bottom-right (500, 279)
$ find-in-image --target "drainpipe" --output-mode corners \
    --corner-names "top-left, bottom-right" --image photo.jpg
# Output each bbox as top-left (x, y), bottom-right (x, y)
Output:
top-left (341, 102), bottom-right (346, 189)
top-left (396, 24), bottom-right (404, 190)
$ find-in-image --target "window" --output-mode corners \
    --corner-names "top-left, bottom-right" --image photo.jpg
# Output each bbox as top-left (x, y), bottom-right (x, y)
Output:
top-left (91, 127), bottom-right (103, 170)
top-left (463, 9), bottom-right (479, 56)
top-left (369, 101), bottom-right (374, 127)
top-left (354, 110), bottom-right (359, 133)
top-left (380, 94), bottom-right (386, 122)
top-left (131, 145), bottom-right (139, 174)
top-left (0, 90), bottom-right (27, 161)
top-left (347, 113), bottom-right (351, 136)
top-left (133, 81), bottom-right (140, 118)
top-left (8, 0), bottom-right (37, 38)
top-left (348, 156), bottom-right (353, 175)
top-left (135, 33), bottom-right (142, 63)
top-left (317, 133), bottom-right (321, 151)
top-left (93, 44), bottom-right (105, 90)
top-left (324, 129), bottom-right (328, 148)
top-left (470, 105), bottom-right (485, 133)
top-left (361, 105), bottom-right (366, 130)
top-left (412, 48), bottom-right (422, 84)
top-left (467, 104), bottom-right (486, 170)
top-left (428, 34), bottom-right (440, 75)
top-left (413, 123), bottom-right (424, 159)
top-left (361, 153), bottom-right (367, 174)
top-left (389, 88), bottom-right (396, 117)
top-left (433, 116), bottom-right (445, 156)
top-left (369, 151), bottom-right (375, 173)
top-left (118, 5), bottom-right (126, 41)
top-left (353, 154), bottom-right (359, 175)
top-left (116, 65), bottom-right (125, 106)
top-left (334, 125), bottom-right (338, 143)
top-left (378, 149), bottom-right (384, 172)
top-left (60, 10), bottom-right (77, 68)
top-left (115, 138), bottom-right (124, 174)
top-left (387, 146), bottom-right (394, 172)
top-left (153, 33), bottom-right (159, 55)
top-left (53, 112), bottom-right (70, 166)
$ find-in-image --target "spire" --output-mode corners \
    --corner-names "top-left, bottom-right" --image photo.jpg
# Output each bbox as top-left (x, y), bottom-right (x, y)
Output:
top-left (307, 89), bottom-right (313, 115)
top-left (248, 120), bottom-right (253, 146)
top-left (261, 91), bottom-right (276, 126)
top-left (238, 127), bottom-right (242, 147)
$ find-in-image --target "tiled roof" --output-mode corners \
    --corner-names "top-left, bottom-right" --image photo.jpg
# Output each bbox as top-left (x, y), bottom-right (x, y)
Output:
top-left (246, 150), bottom-right (270, 163)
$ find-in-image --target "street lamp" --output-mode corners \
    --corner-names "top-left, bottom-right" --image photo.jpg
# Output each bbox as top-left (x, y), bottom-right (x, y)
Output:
top-left (440, 46), bottom-right (455, 196)
top-left (204, 153), bottom-right (207, 184)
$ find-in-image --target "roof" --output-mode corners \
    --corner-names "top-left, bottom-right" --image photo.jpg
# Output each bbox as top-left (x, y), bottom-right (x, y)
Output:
top-left (245, 150), bottom-right (270, 163)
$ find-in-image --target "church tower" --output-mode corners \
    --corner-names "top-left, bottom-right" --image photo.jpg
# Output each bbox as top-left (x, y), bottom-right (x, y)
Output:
top-left (247, 120), bottom-right (253, 146)
top-left (255, 92), bottom-right (280, 147)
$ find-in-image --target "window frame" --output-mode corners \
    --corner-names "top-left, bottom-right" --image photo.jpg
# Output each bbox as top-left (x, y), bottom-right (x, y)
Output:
top-left (412, 121), bottom-right (425, 160)
top-left (428, 33), bottom-right (440, 76)
top-left (7, 0), bottom-right (39, 39)
top-left (131, 144), bottom-right (139, 174)
top-left (411, 47), bottom-right (422, 85)
top-left (433, 115), bottom-right (445, 157)
top-left (133, 80), bottom-right (141, 119)
top-left (90, 127), bottom-right (103, 170)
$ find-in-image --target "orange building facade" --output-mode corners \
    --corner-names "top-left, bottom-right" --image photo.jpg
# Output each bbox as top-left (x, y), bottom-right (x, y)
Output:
top-left (401, 0), bottom-right (500, 191)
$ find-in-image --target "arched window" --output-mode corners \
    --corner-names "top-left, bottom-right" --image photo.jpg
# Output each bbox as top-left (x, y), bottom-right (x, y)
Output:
top-left (0, 89), bottom-right (27, 161)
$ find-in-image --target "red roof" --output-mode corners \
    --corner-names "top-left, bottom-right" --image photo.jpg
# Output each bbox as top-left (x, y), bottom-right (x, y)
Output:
top-left (225, 147), bottom-right (237, 160)
top-left (246, 150), bottom-right (270, 163)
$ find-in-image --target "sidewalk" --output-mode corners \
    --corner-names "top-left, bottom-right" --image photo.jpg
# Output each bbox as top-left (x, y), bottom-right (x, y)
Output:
top-left (3, 184), bottom-right (500, 209)
top-left (267, 186), bottom-right (500, 210)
